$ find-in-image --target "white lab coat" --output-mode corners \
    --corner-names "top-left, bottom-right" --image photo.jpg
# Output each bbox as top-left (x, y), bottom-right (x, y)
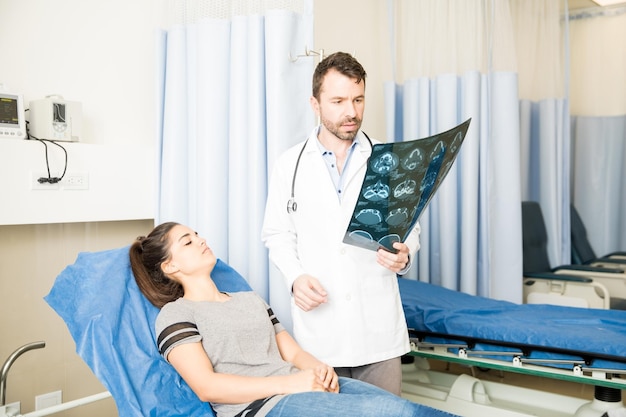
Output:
top-left (262, 128), bottom-right (421, 367)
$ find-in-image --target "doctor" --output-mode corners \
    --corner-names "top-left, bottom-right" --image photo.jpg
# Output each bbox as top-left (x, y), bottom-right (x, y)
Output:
top-left (262, 52), bottom-right (421, 396)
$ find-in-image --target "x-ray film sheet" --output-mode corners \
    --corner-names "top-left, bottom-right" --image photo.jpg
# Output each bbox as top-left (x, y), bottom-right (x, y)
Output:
top-left (344, 119), bottom-right (471, 252)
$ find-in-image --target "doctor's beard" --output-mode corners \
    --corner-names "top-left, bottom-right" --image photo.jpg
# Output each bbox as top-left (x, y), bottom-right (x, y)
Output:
top-left (321, 115), bottom-right (362, 142)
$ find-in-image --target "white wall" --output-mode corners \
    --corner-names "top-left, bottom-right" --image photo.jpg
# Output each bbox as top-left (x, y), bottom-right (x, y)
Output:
top-left (0, 0), bottom-right (164, 146)
top-left (0, 1), bottom-right (165, 413)
top-left (0, 0), bottom-right (166, 225)
top-left (313, 0), bottom-right (392, 141)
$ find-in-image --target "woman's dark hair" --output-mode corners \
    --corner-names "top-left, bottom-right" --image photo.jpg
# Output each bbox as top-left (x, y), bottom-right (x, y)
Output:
top-left (312, 51), bottom-right (367, 100)
top-left (129, 222), bottom-right (184, 308)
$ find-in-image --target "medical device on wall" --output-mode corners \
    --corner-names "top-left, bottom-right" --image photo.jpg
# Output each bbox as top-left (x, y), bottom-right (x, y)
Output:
top-left (0, 91), bottom-right (26, 139)
top-left (29, 95), bottom-right (82, 142)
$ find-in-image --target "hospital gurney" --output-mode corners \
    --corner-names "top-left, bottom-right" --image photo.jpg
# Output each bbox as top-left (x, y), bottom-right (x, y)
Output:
top-left (39, 246), bottom-right (455, 417)
top-left (522, 201), bottom-right (626, 310)
top-left (398, 278), bottom-right (626, 417)
top-left (570, 204), bottom-right (626, 267)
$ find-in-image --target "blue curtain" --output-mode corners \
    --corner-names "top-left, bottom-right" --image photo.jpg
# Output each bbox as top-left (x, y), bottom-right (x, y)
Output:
top-left (520, 99), bottom-right (571, 265)
top-left (568, 7), bottom-right (626, 257)
top-left (572, 115), bottom-right (626, 254)
top-left (155, 0), bottom-right (314, 321)
top-left (385, 72), bottom-right (523, 301)
top-left (385, 0), bottom-right (570, 302)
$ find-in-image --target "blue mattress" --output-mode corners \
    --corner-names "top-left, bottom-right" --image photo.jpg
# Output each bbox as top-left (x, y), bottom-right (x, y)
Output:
top-left (398, 278), bottom-right (626, 370)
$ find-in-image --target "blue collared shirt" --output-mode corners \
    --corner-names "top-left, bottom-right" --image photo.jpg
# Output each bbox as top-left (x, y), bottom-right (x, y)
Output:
top-left (315, 136), bottom-right (359, 202)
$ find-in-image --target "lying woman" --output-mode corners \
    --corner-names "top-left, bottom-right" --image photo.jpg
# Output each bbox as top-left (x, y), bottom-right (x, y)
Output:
top-left (129, 222), bottom-right (455, 417)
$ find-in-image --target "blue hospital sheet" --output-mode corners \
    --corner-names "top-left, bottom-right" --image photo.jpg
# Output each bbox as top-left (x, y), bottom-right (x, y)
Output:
top-left (45, 247), bottom-right (458, 417)
top-left (45, 246), bottom-right (251, 417)
top-left (399, 278), bottom-right (626, 370)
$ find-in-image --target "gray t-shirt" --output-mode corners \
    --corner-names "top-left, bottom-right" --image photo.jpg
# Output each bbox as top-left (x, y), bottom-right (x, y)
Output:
top-left (155, 291), bottom-right (296, 417)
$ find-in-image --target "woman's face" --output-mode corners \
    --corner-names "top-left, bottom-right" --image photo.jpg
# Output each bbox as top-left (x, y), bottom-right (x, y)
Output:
top-left (165, 224), bottom-right (217, 276)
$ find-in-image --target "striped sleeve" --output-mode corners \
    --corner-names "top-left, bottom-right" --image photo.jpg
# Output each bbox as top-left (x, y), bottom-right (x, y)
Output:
top-left (155, 303), bottom-right (202, 361)
top-left (266, 305), bottom-right (285, 334)
top-left (157, 321), bottom-right (200, 357)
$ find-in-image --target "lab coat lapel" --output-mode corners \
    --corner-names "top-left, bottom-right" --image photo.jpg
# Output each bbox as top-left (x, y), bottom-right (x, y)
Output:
top-left (341, 132), bottom-right (372, 191)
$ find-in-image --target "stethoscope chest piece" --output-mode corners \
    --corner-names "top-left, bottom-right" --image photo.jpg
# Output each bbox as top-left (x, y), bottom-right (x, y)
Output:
top-left (287, 198), bottom-right (298, 213)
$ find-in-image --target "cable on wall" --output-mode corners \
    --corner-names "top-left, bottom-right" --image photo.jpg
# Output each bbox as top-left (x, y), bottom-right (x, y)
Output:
top-left (25, 110), bottom-right (68, 184)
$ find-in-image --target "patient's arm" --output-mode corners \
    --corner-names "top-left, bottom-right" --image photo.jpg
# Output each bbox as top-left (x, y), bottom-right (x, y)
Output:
top-left (167, 341), bottom-right (327, 403)
top-left (275, 330), bottom-right (339, 393)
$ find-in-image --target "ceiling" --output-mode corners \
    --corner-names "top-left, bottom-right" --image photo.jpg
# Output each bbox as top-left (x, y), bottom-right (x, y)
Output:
top-left (568, 0), bottom-right (596, 8)
top-left (568, 0), bottom-right (626, 9)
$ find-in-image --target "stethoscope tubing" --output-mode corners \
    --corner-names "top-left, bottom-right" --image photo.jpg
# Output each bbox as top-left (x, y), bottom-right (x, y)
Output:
top-left (287, 132), bottom-right (372, 213)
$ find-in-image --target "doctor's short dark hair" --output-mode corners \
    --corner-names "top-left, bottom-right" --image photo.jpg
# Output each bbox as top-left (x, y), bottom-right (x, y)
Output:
top-left (312, 51), bottom-right (367, 100)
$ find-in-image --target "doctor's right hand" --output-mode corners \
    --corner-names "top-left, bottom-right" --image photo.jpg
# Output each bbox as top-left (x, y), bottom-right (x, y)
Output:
top-left (292, 274), bottom-right (328, 312)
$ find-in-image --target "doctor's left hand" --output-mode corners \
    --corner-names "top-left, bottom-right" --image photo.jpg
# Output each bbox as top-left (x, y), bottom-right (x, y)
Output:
top-left (376, 242), bottom-right (410, 273)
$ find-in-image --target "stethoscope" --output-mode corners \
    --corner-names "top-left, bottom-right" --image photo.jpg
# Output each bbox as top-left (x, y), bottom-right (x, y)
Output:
top-left (286, 132), bottom-right (373, 213)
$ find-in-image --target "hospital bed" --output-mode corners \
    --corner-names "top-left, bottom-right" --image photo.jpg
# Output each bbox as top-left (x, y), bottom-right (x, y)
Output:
top-left (570, 204), bottom-right (626, 267)
top-left (6, 245), bottom-right (624, 417)
top-left (399, 278), bottom-right (626, 417)
top-left (522, 201), bottom-right (626, 310)
top-left (14, 246), bottom-right (455, 417)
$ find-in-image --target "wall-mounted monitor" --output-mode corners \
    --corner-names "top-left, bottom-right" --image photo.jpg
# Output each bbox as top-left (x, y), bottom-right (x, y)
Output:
top-left (0, 92), bottom-right (26, 139)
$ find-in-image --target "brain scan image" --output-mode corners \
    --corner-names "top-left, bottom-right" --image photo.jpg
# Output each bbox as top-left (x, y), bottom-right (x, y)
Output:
top-left (393, 179), bottom-right (417, 199)
top-left (343, 118), bottom-right (471, 253)
top-left (430, 141), bottom-right (446, 161)
top-left (420, 141), bottom-right (446, 192)
top-left (355, 208), bottom-right (383, 225)
top-left (371, 151), bottom-right (399, 174)
top-left (450, 131), bottom-right (463, 153)
top-left (386, 207), bottom-right (408, 226)
top-left (378, 234), bottom-right (401, 249)
top-left (363, 180), bottom-right (390, 201)
top-left (401, 148), bottom-right (423, 171)
top-left (348, 230), bottom-right (374, 242)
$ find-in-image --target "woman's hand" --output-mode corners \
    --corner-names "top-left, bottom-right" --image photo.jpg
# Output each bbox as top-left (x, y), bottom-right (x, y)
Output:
top-left (283, 369), bottom-right (327, 393)
top-left (313, 364), bottom-right (339, 393)
top-left (275, 331), bottom-right (338, 393)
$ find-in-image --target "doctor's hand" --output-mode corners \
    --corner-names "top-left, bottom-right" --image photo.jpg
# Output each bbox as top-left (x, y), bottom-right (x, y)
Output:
top-left (292, 274), bottom-right (328, 312)
top-left (377, 242), bottom-right (410, 273)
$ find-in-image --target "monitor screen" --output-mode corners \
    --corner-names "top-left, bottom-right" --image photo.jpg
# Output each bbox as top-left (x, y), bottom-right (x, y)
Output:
top-left (0, 96), bottom-right (19, 126)
top-left (0, 92), bottom-right (26, 138)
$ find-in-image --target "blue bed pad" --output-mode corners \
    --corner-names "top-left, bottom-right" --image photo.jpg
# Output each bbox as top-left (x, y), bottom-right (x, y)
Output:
top-left (399, 278), bottom-right (626, 370)
top-left (45, 246), bottom-right (251, 417)
top-left (45, 247), bottom-right (458, 417)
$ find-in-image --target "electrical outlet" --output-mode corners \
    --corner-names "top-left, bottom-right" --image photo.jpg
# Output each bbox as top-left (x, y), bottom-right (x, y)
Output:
top-left (35, 390), bottom-right (62, 410)
top-left (61, 172), bottom-right (89, 190)
top-left (31, 171), bottom-right (60, 190)
top-left (0, 401), bottom-right (21, 416)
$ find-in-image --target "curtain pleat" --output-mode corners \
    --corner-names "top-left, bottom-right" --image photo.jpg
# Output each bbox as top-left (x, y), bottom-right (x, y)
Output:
top-left (386, 0), bottom-right (568, 302)
top-left (569, 9), bottom-right (626, 257)
top-left (156, 1), bottom-right (313, 321)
